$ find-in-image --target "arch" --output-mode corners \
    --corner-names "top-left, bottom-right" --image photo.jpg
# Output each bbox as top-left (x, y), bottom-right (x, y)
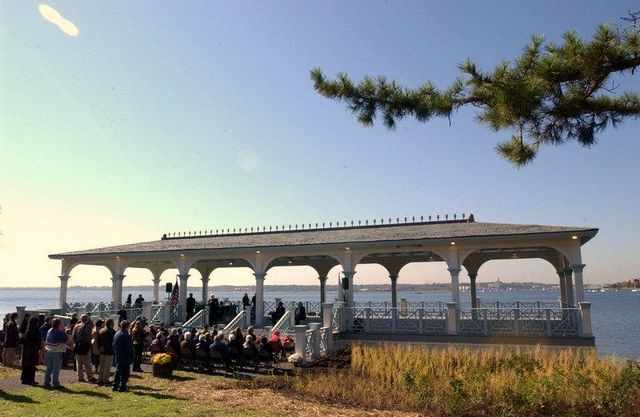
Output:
top-left (66, 262), bottom-right (116, 278)
top-left (460, 246), bottom-right (569, 274)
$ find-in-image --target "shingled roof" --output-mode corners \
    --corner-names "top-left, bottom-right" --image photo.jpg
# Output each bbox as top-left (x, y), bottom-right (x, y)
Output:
top-left (49, 221), bottom-right (598, 258)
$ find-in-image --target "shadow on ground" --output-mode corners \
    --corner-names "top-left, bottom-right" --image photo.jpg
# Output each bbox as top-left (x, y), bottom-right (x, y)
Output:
top-left (61, 387), bottom-right (111, 398)
top-left (0, 391), bottom-right (39, 404)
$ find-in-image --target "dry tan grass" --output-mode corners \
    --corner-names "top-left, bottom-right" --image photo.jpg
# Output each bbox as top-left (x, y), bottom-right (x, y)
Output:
top-left (145, 371), bottom-right (423, 417)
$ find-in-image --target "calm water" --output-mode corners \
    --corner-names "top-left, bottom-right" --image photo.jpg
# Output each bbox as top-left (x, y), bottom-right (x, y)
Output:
top-left (1, 287), bottom-right (638, 358)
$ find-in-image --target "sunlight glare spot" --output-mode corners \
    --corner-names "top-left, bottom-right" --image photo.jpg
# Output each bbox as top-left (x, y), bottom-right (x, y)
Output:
top-left (38, 4), bottom-right (79, 37)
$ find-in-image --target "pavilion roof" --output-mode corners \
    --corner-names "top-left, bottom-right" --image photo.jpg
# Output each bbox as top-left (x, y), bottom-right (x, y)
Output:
top-left (49, 220), bottom-right (597, 258)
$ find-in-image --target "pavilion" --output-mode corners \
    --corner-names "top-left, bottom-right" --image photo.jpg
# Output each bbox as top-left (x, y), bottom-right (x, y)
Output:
top-left (49, 214), bottom-right (597, 329)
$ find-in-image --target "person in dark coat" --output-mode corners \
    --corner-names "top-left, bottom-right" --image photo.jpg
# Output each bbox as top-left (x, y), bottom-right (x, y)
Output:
top-left (294, 302), bottom-right (307, 325)
top-left (207, 295), bottom-right (216, 326)
top-left (272, 302), bottom-right (286, 325)
top-left (2, 313), bottom-right (19, 366)
top-left (97, 318), bottom-right (116, 385)
top-left (186, 293), bottom-right (196, 320)
top-left (242, 293), bottom-right (250, 309)
top-left (112, 320), bottom-right (135, 392)
top-left (19, 313), bottom-right (31, 335)
top-left (20, 316), bottom-right (41, 385)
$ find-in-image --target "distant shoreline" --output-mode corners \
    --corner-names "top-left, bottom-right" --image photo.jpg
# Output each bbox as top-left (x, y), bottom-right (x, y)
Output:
top-left (0, 282), bottom-right (561, 291)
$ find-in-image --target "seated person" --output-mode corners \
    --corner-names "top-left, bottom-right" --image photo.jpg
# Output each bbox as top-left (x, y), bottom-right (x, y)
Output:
top-left (269, 329), bottom-right (284, 352)
top-left (210, 334), bottom-right (229, 364)
top-left (228, 333), bottom-right (243, 354)
top-left (243, 335), bottom-right (258, 356)
top-left (258, 336), bottom-right (274, 358)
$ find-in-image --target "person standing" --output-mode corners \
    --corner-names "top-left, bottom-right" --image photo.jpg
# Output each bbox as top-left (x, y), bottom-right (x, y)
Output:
top-left (20, 316), bottom-right (41, 385)
top-left (134, 294), bottom-right (144, 308)
top-left (112, 320), bottom-right (134, 392)
top-left (72, 314), bottom-right (96, 383)
top-left (2, 313), bottom-right (19, 367)
top-left (207, 295), bottom-right (216, 327)
top-left (186, 293), bottom-right (196, 320)
top-left (242, 293), bottom-right (250, 310)
top-left (43, 318), bottom-right (69, 389)
top-left (131, 321), bottom-right (144, 372)
top-left (91, 319), bottom-right (104, 373)
top-left (294, 302), bottom-right (307, 325)
top-left (125, 294), bottom-right (132, 308)
top-left (96, 318), bottom-right (116, 385)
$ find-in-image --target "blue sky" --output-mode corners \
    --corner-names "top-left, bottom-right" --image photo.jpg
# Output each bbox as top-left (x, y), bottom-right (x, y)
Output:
top-left (1, 1), bottom-right (639, 287)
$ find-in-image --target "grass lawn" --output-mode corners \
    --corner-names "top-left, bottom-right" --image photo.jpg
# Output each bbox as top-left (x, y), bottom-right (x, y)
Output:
top-left (0, 371), bottom-right (285, 417)
top-left (0, 368), bottom-right (413, 417)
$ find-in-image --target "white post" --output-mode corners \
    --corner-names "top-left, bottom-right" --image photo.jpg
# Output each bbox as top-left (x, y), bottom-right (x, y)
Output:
top-left (468, 272), bottom-right (478, 309)
top-left (309, 323), bottom-right (321, 359)
top-left (564, 268), bottom-right (575, 306)
top-left (322, 302), bottom-right (333, 329)
top-left (334, 301), bottom-right (345, 332)
top-left (571, 264), bottom-right (586, 303)
top-left (59, 275), bottom-right (70, 309)
top-left (254, 272), bottom-right (266, 327)
top-left (142, 301), bottom-right (152, 320)
top-left (294, 325), bottom-right (307, 357)
top-left (319, 276), bottom-right (327, 304)
top-left (448, 268), bottom-right (461, 306)
top-left (113, 274), bottom-right (125, 309)
top-left (162, 300), bottom-right (171, 325)
top-left (579, 302), bottom-right (592, 336)
top-left (201, 277), bottom-right (209, 305)
top-left (342, 271), bottom-right (355, 307)
top-left (178, 273), bottom-right (189, 322)
top-left (446, 302), bottom-right (458, 335)
top-left (390, 274), bottom-right (398, 308)
top-left (152, 277), bottom-right (161, 303)
top-left (557, 270), bottom-right (567, 307)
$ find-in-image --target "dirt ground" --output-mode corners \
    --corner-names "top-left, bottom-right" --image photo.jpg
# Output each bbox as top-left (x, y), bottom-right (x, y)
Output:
top-left (0, 363), bottom-right (423, 417)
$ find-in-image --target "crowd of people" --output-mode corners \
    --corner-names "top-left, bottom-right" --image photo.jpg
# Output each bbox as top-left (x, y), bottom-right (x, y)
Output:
top-left (1, 307), bottom-right (298, 393)
top-left (1, 311), bottom-right (146, 392)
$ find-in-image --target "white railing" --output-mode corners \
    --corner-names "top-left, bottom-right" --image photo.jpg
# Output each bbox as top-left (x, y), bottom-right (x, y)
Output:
top-left (222, 310), bottom-right (247, 335)
top-left (458, 307), bottom-right (581, 337)
top-left (181, 309), bottom-right (205, 329)
top-left (304, 329), bottom-right (316, 360)
top-left (150, 304), bottom-right (165, 324)
top-left (263, 301), bottom-right (322, 318)
top-left (270, 310), bottom-right (294, 336)
top-left (340, 306), bottom-right (448, 335)
top-left (319, 327), bottom-right (330, 354)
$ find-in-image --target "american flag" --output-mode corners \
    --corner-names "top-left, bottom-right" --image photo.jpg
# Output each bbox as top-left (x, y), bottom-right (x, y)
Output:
top-left (170, 279), bottom-right (179, 309)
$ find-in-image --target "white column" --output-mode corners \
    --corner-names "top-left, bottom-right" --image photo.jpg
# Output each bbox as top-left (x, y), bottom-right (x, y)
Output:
top-left (579, 301), bottom-right (592, 336)
top-left (152, 277), bottom-right (161, 303)
top-left (113, 274), bottom-right (125, 308)
top-left (254, 272), bottom-right (266, 327)
top-left (446, 302), bottom-right (459, 335)
top-left (468, 272), bottom-right (478, 309)
top-left (318, 276), bottom-right (327, 304)
top-left (201, 276), bottom-right (210, 305)
top-left (564, 268), bottom-right (575, 306)
top-left (570, 264), bottom-right (586, 303)
top-left (178, 273), bottom-right (189, 322)
top-left (448, 267), bottom-right (461, 306)
top-left (390, 273), bottom-right (399, 308)
top-left (59, 275), bottom-right (70, 309)
top-left (557, 270), bottom-right (567, 307)
top-left (342, 271), bottom-right (355, 307)
top-left (294, 325), bottom-right (307, 357)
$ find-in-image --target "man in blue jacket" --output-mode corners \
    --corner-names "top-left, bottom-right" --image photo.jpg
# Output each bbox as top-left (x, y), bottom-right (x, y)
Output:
top-left (112, 320), bottom-right (135, 392)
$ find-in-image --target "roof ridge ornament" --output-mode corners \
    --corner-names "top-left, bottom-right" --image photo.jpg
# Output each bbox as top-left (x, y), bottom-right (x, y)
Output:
top-left (161, 212), bottom-right (475, 239)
